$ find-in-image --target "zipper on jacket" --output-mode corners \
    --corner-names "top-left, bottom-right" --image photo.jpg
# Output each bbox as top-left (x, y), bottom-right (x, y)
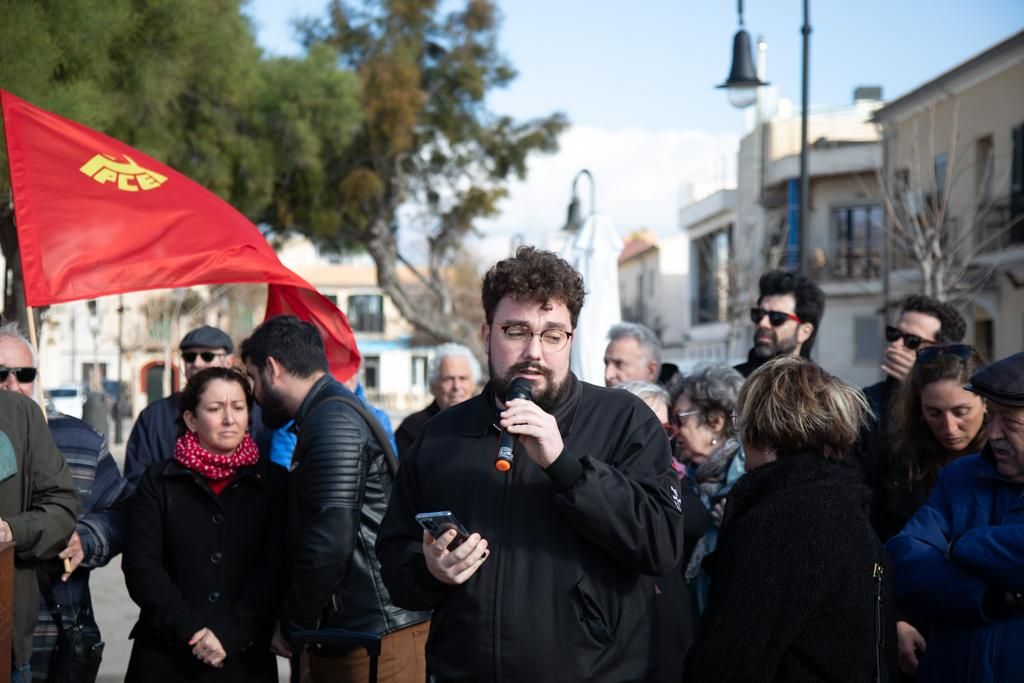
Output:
top-left (491, 427), bottom-right (515, 683)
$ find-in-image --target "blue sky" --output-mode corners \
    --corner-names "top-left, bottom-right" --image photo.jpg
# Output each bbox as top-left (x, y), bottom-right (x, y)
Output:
top-left (246, 1), bottom-right (1023, 246)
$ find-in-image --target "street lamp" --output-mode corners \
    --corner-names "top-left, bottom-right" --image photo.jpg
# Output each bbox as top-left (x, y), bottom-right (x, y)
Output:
top-left (719, 0), bottom-right (811, 273)
top-left (716, 2), bottom-right (767, 108)
top-left (564, 169), bottom-right (596, 232)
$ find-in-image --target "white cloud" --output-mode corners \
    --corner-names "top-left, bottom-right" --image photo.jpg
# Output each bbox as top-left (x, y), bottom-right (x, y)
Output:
top-left (468, 125), bottom-right (739, 260)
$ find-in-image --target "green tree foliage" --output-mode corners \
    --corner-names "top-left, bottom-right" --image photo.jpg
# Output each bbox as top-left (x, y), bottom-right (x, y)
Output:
top-left (0, 0), bottom-right (363, 326)
top-left (272, 0), bottom-right (568, 345)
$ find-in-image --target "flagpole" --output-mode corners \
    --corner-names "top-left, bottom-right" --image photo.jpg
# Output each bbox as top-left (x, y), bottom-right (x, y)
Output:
top-left (24, 305), bottom-right (47, 418)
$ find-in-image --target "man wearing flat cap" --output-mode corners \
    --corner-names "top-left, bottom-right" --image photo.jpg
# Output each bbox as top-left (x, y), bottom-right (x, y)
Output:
top-left (124, 325), bottom-right (238, 484)
top-left (886, 351), bottom-right (1024, 680)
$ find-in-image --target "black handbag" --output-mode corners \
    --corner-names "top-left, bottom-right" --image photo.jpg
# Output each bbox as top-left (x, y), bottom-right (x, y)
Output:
top-left (38, 565), bottom-right (104, 683)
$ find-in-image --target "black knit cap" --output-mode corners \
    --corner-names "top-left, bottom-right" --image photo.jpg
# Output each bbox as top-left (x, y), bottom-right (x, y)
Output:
top-left (965, 351), bottom-right (1024, 407)
top-left (179, 325), bottom-right (233, 353)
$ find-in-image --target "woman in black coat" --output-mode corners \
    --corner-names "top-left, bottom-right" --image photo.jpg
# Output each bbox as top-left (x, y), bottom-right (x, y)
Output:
top-left (123, 367), bottom-right (287, 682)
top-left (685, 357), bottom-right (897, 682)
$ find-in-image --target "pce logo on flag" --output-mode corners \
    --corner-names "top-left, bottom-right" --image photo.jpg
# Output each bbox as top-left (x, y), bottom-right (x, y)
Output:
top-left (79, 154), bottom-right (168, 192)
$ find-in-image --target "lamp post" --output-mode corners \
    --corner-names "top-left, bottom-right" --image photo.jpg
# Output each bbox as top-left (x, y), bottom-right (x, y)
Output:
top-left (564, 169), bottom-right (596, 232)
top-left (719, 0), bottom-right (811, 273)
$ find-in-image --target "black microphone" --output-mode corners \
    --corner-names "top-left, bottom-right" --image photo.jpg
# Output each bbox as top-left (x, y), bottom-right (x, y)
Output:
top-left (495, 377), bottom-right (533, 472)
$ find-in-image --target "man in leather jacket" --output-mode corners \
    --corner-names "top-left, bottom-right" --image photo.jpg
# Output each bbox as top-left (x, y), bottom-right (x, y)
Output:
top-left (241, 316), bottom-right (430, 683)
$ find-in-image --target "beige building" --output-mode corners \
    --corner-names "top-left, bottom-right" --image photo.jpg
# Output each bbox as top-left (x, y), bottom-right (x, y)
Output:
top-left (872, 30), bottom-right (1024, 361)
top-left (680, 93), bottom-right (888, 386)
top-left (617, 230), bottom-right (690, 359)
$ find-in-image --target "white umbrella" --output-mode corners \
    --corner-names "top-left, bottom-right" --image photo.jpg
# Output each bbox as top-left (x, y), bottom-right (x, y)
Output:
top-left (561, 214), bottom-right (623, 385)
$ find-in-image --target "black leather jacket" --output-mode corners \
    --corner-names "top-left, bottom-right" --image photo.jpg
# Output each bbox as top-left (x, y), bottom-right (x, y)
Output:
top-left (281, 376), bottom-right (429, 642)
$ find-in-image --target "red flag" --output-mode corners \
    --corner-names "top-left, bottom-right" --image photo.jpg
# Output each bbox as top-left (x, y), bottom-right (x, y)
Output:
top-left (1, 89), bottom-right (359, 381)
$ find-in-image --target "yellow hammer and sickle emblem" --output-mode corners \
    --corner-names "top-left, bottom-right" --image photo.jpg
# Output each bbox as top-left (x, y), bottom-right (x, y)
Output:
top-left (79, 154), bottom-right (168, 192)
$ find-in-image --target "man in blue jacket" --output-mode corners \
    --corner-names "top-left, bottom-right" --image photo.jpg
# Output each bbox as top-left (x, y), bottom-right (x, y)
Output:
top-left (887, 351), bottom-right (1024, 682)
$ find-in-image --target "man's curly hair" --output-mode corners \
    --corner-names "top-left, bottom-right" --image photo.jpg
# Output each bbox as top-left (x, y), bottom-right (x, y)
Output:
top-left (900, 294), bottom-right (966, 343)
top-left (482, 246), bottom-right (586, 327)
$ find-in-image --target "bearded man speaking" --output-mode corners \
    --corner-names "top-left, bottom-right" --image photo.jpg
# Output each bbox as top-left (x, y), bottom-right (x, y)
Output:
top-left (376, 246), bottom-right (685, 682)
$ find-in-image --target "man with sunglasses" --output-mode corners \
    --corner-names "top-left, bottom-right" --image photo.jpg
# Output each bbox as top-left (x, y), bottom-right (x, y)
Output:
top-left (0, 322), bottom-right (133, 681)
top-left (886, 351), bottom-right (1024, 680)
top-left (124, 325), bottom-right (241, 484)
top-left (841, 295), bottom-right (966, 519)
top-left (0, 323), bottom-right (80, 683)
top-left (734, 270), bottom-right (825, 378)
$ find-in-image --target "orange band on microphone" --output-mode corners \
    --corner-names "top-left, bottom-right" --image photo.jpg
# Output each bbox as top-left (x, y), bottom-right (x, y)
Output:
top-left (495, 459), bottom-right (511, 472)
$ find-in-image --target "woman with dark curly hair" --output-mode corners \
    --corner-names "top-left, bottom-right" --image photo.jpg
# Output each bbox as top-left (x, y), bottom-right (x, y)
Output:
top-left (670, 364), bottom-right (746, 609)
top-left (123, 367), bottom-right (287, 682)
top-left (878, 344), bottom-right (987, 678)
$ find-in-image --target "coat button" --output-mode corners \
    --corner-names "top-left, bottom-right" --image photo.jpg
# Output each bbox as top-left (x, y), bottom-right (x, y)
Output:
top-left (211, 513), bottom-right (224, 524)
top-left (210, 551), bottom-right (223, 564)
top-left (208, 591), bottom-right (221, 603)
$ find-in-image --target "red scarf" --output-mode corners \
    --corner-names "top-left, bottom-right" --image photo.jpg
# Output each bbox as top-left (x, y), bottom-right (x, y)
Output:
top-left (174, 430), bottom-right (259, 480)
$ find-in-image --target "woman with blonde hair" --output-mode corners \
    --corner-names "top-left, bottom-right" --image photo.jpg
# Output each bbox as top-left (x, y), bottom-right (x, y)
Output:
top-left (686, 356), bottom-right (896, 682)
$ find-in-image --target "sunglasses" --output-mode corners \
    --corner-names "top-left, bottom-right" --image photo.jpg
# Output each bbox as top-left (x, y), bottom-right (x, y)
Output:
top-left (916, 344), bottom-right (973, 364)
top-left (182, 351), bottom-right (226, 363)
top-left (885, 326), bottom-right (936, 351)
top-left (0, 366), bottom-right (38, 383)
top-left (750, 308), bottom-right (802, 327)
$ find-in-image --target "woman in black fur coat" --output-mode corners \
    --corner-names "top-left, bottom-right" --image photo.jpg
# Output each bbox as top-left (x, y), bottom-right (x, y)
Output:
top-left (685, 357), bottom-right (898, 682)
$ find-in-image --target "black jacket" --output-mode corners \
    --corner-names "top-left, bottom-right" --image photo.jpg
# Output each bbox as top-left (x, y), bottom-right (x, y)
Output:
top-left (123, 458), bottom-right (287, 682)
top-left (685, 455), bottom-right (897, 682)
top-left (395, 399), bottom-right (441, 456)
top-left (377, 375), bottom-right (686, 682)
top-left (281, 376), bottom-right (429, 642)
top-left (837, 378), bottom-right (895, 524)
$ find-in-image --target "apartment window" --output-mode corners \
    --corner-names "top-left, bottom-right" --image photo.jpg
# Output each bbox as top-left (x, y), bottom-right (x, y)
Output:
top-left (1012, 123), bottom-right (1024, 242)
top-left (634, 272), bottom-right (646, 323)
top-left (934, 152), bottom-right (949, 204)
top-left (976, 135), bottom-right (995, 202)
top-left (411, 355), bottom-right (428, 389)
top-left (692, 226), bottom-right (731, 324)
top-left (321, 292), bottom-right (338, 306)
top-left (347, 294), bottom-right (384, 333)
top-left (362, 355), bottom-right (380, 391)
top-left (831, 206), bottom-right (882, 280)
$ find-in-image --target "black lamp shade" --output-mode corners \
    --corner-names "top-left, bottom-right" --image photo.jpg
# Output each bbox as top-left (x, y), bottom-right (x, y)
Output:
top-left (718, 29), bottom-right (767, 90)
top-left (564, 196), bottom-right (581, 231)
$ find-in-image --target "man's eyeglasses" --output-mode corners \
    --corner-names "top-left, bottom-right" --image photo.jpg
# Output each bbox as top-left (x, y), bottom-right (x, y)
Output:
top-left (916, 344), bottom-right (973, 365)
top-left (0, 367), bottom-right (38, 383)
top-left (885, 326), bottom-right (935, 351)
top-left (182, 351), bottom-right (226, 364)
top-left (673, 409), bottom-right (701, 426)
top-left (499, 325), bottom-right (573, 352)
top-left (750, 308), bottom-right (802, 327)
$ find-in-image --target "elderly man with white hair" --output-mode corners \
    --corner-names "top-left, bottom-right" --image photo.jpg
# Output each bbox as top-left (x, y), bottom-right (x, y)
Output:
top-left (395, 343), bottom-right (480, 455)
top-left (603, 322), bottom-right (662, 387)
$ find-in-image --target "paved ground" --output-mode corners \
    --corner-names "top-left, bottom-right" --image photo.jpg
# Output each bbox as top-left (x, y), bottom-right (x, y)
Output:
top-left (92, 443), bottom-right (290, 682)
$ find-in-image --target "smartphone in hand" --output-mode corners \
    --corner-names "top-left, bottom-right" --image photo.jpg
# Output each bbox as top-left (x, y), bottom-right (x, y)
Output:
top-left (415, 511), bottom-right (471, 550)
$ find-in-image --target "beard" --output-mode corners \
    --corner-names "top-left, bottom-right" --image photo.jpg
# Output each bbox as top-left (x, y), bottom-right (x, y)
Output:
top-left (258, 383), bottom-right (292, 430)
top-left (752, 328), bottom-right (799, 360)
top-left (489, 359), bottom-right (569, 412)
